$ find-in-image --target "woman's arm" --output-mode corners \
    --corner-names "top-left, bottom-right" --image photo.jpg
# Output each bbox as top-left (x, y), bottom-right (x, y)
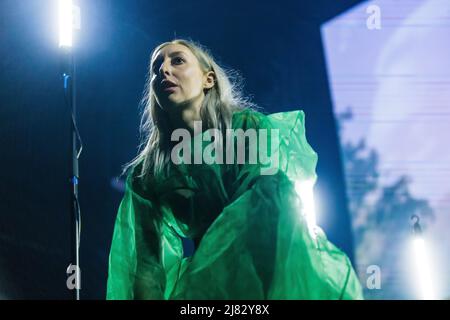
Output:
top-left (107, 172), bottom-right (165, 300)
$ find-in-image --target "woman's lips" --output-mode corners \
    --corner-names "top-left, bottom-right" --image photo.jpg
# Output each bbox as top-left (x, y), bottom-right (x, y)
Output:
top-left (163, 86), bottom-right (177, 92)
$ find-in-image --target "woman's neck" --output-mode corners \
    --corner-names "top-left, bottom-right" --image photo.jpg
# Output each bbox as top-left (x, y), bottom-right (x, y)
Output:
top-left (167, 97), bottom-right (203, 134)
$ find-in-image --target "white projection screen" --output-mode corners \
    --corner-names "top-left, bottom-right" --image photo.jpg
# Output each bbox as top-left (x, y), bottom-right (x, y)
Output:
top-left (322, 0), bottom-right (450, 299)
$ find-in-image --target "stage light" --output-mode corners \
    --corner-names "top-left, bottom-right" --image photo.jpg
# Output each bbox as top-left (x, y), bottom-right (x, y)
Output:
top-left (410, 216), bottom-right (437, 300)
top-left (412, 237), bottom-right (436, 300)
top-left (59, 0), bottom-right (73, 47)
top-left (295, 179), bottom-right (318, 239)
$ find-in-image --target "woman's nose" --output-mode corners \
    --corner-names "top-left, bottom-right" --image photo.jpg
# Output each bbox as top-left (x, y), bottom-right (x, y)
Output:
top-left (158, 59), bottom-right (172, 76)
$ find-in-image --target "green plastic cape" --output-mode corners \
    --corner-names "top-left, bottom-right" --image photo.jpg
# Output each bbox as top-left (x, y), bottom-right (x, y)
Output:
top-left (106, 109), bottom-right (363, 300)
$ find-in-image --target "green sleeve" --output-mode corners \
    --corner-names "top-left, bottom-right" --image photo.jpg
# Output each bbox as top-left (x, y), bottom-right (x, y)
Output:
top-left (106, 171), bottom-right (166, 299)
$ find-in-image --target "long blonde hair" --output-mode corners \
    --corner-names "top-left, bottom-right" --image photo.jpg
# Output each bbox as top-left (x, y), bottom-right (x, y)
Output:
top-left (123, 38), bottom-right (257, 179)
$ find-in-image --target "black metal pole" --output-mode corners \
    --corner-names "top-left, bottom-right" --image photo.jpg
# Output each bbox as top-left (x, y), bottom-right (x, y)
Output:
top-left (62, 46), bottom-right (81, 300)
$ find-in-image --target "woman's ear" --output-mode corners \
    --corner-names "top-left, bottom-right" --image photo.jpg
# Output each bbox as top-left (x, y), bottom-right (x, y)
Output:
top-left (203, 71), bottom-right (216, 90)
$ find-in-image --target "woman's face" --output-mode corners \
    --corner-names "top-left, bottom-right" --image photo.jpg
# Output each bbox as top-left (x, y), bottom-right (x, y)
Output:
top-left (150, 43), bottom-right (214, 110)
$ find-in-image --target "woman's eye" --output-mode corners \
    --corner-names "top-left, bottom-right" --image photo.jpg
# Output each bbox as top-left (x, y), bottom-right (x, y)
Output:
top-left (173, 57), bottom-right (184, 64)
top-left (151, 57), bottom-right (184, 73)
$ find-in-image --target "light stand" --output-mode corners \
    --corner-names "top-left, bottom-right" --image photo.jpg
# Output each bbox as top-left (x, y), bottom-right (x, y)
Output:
top-left (60, 0), bottom-right (82, 300)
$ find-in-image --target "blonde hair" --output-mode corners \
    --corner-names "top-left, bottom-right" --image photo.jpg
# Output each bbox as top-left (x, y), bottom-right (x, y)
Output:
top-left (123, 38), bottom-right (257, 179)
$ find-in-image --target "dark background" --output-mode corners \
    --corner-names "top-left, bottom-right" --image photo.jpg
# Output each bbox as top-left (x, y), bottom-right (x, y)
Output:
top-left (0, 0), bottom-right (362, 299)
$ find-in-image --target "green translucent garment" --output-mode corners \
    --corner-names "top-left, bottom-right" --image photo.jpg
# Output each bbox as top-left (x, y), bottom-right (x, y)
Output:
top-left (106, 109), bottom-right (363, 300)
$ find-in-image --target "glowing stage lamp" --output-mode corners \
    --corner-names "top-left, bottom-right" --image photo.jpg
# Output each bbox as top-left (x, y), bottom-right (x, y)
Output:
top-left (59, 0), bottom-right (73, 47)
top-left (410, 215), bottom-right (437, 300)
top-left (295, 179), bottom-right (318, 238)
top-left (412, 237), bottom-right (436, 300)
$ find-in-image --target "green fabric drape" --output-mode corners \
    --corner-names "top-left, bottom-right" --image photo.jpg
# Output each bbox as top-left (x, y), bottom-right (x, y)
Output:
top-left (106, 109), bottom-right (363, 300)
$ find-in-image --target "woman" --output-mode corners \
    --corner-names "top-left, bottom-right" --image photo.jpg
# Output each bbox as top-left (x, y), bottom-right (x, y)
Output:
top-left (106, 38), bottom-right (363, 299)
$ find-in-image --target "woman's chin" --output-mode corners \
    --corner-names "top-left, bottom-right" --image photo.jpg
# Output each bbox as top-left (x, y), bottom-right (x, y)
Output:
top-left (159, 99), bottom-right (183, 111)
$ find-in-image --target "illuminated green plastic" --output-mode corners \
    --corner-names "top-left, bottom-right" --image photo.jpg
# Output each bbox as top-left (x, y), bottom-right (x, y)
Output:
top-left (106, 109), bottom-right (363, 300)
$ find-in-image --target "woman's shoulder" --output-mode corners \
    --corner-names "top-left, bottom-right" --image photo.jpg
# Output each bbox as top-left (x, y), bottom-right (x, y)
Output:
top-left (231, 108), bottom-right (271, 131)
top-left (123, 160), bottom-right (157, 201)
